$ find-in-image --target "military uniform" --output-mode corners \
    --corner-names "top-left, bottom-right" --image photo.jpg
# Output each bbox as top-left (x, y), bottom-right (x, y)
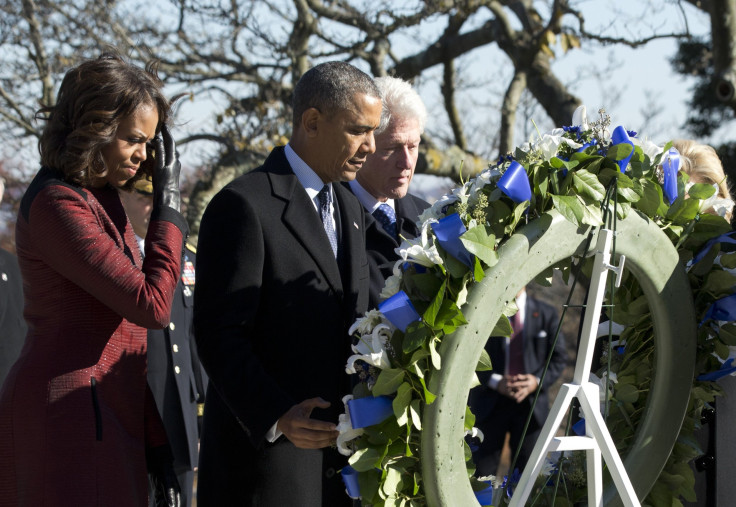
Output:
top-left (147, 243), bottom-right (207, 507)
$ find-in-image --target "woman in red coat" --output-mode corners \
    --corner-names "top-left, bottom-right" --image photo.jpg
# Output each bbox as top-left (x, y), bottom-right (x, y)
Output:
top-left (0, 54), bottom-right (187, 506)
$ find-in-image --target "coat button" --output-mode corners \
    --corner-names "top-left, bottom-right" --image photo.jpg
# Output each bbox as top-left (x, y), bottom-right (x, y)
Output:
top-left (324, 467), bottom-right (335, 478)
top-left (172, 344), bottom-right (179, 353)
top-left (174, 366), bottom-right (181, 374)
top-left (169, 322), bottom-right (176, 331)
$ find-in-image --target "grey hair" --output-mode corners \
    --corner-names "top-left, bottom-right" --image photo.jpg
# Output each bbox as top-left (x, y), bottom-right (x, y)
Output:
top-left (374, 76), bottom-right (427, 134)
top-left (292, 61), bottom-right (382, 129)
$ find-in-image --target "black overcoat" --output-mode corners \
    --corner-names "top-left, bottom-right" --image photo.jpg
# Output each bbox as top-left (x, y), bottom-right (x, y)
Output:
top-left (194, 147), bottom-right (369, 506)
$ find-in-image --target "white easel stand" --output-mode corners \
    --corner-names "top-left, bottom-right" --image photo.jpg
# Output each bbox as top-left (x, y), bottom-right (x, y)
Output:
top-left (509, 229), bottom-right (640, 507)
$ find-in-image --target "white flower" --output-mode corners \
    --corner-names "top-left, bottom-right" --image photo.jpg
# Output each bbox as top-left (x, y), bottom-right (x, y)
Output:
top-left (525, 131), bottom-right (583, 160)
top-left (336, 395), bottom-right (365, 456)
top-left (346, 323), bottom-right (393, 374)
top-left (379, 261), bottom-right (403, 300)
top-left (632, 136), bottom-right (663, 162)
top-left (540, 459), bottom-right (557, 477)
top-left (397, 220), bottom-right (443, 267)
top-left (699, 185), bottom-right (734, 218)
top-left (571, 105), bottom-right (589, 130)
top-left (465, 426), bottom-right (484, 442)
top-left (348, 309), bottom-right (385, 337)
top-left (469, 168), bottom-right (500, 199)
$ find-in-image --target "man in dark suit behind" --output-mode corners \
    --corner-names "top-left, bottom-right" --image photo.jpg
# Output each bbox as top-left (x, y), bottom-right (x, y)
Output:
top-left (0, 176), bottom-right (27, 390)
top-left (469, 286), bottom-right (567, 476)
top-left (347, 76), bottom-right (430, 308)
top-left (119, 180), bottom-right (207, 507)
top-left (193, 62), bottom-right (382, 506)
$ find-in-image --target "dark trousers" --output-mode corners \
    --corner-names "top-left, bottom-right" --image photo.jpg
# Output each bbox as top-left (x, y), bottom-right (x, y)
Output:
top-left (473, 396), bottom-right (542, 477)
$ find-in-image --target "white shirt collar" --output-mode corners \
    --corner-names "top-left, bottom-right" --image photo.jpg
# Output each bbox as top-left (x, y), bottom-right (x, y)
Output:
top-left (515, 290), bottom-right (527, 324)
top-left (348, 179), bottom-right (395, 214)
top-left (284, 143), bottom-right (331, 211)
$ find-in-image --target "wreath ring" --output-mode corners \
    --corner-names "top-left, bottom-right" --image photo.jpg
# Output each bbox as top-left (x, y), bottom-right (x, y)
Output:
top-left (420, 209), bottom-right (697, 505)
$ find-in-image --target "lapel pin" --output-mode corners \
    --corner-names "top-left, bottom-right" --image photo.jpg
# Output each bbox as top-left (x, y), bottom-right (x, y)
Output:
top-left (353, 221), bottom-right (359, 229)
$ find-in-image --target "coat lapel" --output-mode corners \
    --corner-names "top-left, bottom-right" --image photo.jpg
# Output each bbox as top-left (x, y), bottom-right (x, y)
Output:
top-left (266, 149), bottom-right (344, 296)
top-left (334, 182), bottom-right (366, 316)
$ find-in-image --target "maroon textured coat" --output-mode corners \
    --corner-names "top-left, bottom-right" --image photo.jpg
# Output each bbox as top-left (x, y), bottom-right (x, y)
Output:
top-left (0, 167), bottom-right (187, 506)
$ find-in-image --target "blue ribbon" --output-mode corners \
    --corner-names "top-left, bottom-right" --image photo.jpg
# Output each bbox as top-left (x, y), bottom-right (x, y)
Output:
top-left (378, 290), bottom-right (421, 332)
top-left (474, 481), bottom-right (495, 505)
top-left (698, 357), bottom-right (736, 381)
top-left (662, 147), bottom-right (680, 204)
top-left (497, 161), bottom-right (532, 203)
top-left (347, 395), bottom-right (394, 428)
top-left (572, 418), bottom-right (586, 436)
top-left (341, 465), bottom-right (361, 499)
top-left (691, 231), bottom-right (736, 265)
top-left (611, 126), bottom-right (634, 173)
top-left (431, 213), bottom-right (474, 267)
top-left (702, 293), bottom-right (736, 322)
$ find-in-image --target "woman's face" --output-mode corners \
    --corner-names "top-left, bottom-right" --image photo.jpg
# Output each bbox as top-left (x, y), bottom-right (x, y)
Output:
top-left (97, 103), bottom-right (159, 188)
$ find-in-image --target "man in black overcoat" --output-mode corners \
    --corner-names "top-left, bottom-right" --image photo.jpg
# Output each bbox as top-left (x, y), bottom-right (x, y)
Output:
top-left (193, 62), bottom-right (382, 506)
top-left (346, 76), bottom-right (430, 308)
top-left (469, 286), bottom-right (568, 476)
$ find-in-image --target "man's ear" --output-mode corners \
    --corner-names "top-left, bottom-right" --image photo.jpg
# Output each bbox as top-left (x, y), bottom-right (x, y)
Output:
top-left (301, 107), bottom-right (321, 138)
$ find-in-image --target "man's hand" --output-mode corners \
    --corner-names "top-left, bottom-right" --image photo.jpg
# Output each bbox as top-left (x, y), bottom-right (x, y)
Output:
top-left (504, 374), bottom-right (539, 403)
top-left (276, 397), bottom-right (338, 449)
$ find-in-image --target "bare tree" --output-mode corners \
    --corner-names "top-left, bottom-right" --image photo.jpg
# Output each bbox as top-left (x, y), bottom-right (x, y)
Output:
top-left (0, 0), bottom-right (698, 243)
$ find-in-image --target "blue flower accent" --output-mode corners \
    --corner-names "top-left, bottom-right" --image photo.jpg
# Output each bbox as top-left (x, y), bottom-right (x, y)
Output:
top-left (627, 130), bottom-right (638, 138)
top-left (502, 468), bottom-right (522, 498)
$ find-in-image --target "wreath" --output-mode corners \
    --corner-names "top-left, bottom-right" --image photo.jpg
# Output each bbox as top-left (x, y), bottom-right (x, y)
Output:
top-left (336, 107), bottom-right (736, 506)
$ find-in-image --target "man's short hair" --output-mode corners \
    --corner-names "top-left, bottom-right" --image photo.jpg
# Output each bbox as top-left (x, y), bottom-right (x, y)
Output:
top-left (292, 61), bottom-right (382, 129)
top-left (374, 76), bottom-right (427, 134)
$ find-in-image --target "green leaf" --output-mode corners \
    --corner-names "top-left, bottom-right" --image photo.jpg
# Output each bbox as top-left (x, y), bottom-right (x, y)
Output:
top-left (615, 382), bottom-right (640, 403)
top-left (572, 169), bottom-right (606, 201)
top-left (410, 399), bottom-right (422, 430)
top-left (687, 183), bottom-right (716, 200)
top-left (666, 197), bottom-right (701, 223)
top-left (578, 195), bottom-right (604, 226)
top-left (637, 179), bottom-right (664, 217)
top-left (407, 273), bottom-right (443, 301)
top-left (419, 376), bottom-right (436, 404)
top-left (349, 447), bottom-right (382, 471)
top-left (393, 382), bottom-right (412, 426)
top-left (551, 194), bottom-right (584, 226)
top-left (382, 465), bottom-right (405, 498)
top-left (460, 225), bottom-right (498, 267)
top-left (702, 270), bottom-right (736, 298)
top-left (491, 314), bottom-right (513, 337)
top-left (429, 337), bottom-right (441, 370)
top-left (473, 256), bottom-right (485, 282)
top-left (373, 368), bottom-right (406, 396)
top-left (422, 279), bottom-right (446, 328)
top-left (403, 324), bottom-right (431, 354)
top-left (477, 348), bottom-right (492, 371)
top-left (607, 142), bottom-right (633, 161)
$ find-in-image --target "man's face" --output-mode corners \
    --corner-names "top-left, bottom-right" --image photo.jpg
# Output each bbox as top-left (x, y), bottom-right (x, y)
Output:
top-left (311, 92), bottom-right (383, 183)
top-left (356, 116), bottom-right (421, 201)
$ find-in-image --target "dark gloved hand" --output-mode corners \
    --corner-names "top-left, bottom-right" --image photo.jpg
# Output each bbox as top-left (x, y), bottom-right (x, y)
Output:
top-left (151, 124), bottom-right (182, 213)
top-left (147, 444), bottom-right (182, 507)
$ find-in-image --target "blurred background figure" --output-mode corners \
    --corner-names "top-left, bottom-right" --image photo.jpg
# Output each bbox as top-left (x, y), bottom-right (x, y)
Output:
top-left (347, 76), bottom-right (430, 308)
top-left (120, 177), bottom-right (207, 507)
top-left (469, 286), bottom-right (567, 477)
top-left (673, 139), bottom-right (733, 222)
top-left (0, 176), bottom-right (26, 390)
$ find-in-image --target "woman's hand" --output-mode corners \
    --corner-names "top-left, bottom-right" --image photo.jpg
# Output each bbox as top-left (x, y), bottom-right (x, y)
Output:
top-left (152, 125), bottom-right (182, 212)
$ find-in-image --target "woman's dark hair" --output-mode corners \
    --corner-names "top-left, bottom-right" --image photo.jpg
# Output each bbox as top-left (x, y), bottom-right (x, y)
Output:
top-left (36, 52), bottom-right (172, 188)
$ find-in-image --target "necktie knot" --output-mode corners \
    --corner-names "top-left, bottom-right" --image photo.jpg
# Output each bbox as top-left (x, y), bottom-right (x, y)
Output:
top-left (373, 203), bottom-right (398, 239)
top-left (318, 185), bottom-right (338, 258)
